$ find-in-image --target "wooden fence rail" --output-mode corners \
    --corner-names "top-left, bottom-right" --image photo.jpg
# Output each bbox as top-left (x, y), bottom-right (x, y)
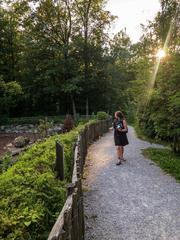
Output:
top-left (48, 118), bottom-right (112, 240)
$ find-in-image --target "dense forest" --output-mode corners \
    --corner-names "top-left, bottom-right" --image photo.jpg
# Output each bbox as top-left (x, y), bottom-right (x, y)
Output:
top-left (0, 0), bottom-right (179, 151)
top-left (0, 0), bottom-right (136, 118)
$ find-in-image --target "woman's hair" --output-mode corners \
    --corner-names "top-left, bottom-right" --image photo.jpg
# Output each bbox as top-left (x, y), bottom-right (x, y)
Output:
top-left (115, 111), bottom-right (124, 119)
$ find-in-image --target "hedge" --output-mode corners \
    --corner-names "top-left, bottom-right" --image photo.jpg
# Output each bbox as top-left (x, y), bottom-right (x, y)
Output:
top-left (96, 111), bottom-right (108, 120)
top-left (0, 116), bottom-right (66, 125)
top-left (0, 115), bottom-right (95, 125)
top-left (0, 120), bottom-right (97, 240)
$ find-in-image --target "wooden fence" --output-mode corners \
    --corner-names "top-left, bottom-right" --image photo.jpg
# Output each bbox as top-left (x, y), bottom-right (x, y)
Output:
top-left (48, 119), bottom-right (112, 240)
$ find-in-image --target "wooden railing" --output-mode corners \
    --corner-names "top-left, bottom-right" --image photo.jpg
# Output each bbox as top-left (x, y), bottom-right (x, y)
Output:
top-left (48, 119), bottom-right (112, 240)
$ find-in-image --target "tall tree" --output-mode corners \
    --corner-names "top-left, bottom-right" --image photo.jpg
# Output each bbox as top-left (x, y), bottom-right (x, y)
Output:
top-left (74, 0), bottom-right (114, 116)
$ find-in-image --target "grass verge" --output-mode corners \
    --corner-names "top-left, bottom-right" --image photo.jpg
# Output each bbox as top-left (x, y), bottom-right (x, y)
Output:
top-left (142, 148), bottom-right (180, 182)
top-left (134, 123), bottom-right (169, 146)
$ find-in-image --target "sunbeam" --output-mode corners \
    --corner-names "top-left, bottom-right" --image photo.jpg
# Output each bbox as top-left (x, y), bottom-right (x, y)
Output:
top-left (144, 2), bottom-right (180, 106)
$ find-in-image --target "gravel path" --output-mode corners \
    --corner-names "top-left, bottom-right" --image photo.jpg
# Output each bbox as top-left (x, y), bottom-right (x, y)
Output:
top-left (83, 126), bottom-right (180, 240)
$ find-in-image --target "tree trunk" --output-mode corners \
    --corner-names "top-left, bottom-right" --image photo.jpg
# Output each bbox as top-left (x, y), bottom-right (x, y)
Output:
top-left (83, 0), bottom-right (91, 117)
top-left (10, 18), bottom-right (15, 81)
top-left (84, 26), bottom-right (89, 118)
top-left (56, 101), bottom-right (60, 114)
top-left (86, 97), bottom-right (89, 118)
top-left (71, 95), bottom-right (77, 120)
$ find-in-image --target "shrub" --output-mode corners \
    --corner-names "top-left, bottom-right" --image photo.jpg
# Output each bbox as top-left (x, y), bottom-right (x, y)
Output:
top-left (62, 115), bottom-right (74, 133)
top-left (0, 121), bottom-right (90, 239)
top-left (97, 111), bottom-right (108, 120)
top-left (1, 116), bottom-right (65, 125)
top-left (0, 153), bottom-right (13, 173)
top-left (37, 118), bottom-right (53, 138)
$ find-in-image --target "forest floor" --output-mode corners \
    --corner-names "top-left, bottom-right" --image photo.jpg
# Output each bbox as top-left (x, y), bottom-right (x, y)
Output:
top-left (83, 126), bottom-right (180, 240)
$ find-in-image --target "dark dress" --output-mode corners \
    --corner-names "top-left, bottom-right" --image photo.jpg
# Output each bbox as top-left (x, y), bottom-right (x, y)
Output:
top-left (113, 118), bottom-right (129, 146)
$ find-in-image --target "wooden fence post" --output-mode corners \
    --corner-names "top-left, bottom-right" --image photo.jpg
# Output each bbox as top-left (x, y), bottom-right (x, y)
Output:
top-left (55, 141), bottom-right (64, 181)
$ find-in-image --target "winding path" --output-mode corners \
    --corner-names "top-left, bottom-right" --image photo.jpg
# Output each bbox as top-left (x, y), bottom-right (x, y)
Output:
top-left (83, 126), bottom-right (180, 240)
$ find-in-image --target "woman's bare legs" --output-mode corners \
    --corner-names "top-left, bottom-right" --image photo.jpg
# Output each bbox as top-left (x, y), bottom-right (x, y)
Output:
top-left (116, 146), bottom-right (126, 164)
top-left (122, 146), bottom-right (124, 159)
top-left (116, 146), bottom-right (123, 165)
top-left (121, 147), bottom-right (126, 161)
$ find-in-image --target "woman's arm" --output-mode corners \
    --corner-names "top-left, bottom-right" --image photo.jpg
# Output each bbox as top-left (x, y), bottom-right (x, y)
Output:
top-left (121, 119), bottom-right (128, 132)
top-left (113, 120), bottom-right (116, 129)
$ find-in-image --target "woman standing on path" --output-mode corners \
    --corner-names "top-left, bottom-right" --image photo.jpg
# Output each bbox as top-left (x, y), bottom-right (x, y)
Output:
top-left (113, 111), bottom-right (129, 165)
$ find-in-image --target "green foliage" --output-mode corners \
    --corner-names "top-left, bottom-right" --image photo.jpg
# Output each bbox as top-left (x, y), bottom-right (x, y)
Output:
top-left (134, 54), bottom-right (180, 152)
top-left (0, 121), bottom-right (94, 239)
top-left (0, 116), bottom-right (65, 125)
top-left (0, 1), bottom-right (135, 118)
top-left (0, 78), bottom-right (22, 115)
top-left (134, 121), bottom-right (170, 146)
top-left (96, 111), bottom-right (108, 120)
top-left (0, 115), bottom-right (95, 126)
top-left (38, 118), bottom-right (53, 138)
top-left (143, 148), bottom-right (180, 182)
top-left (0, 0), bottom-right (115, 117)
top-left (130, 1), bottom-right (180, 153)
top-left (5, 81), bottom-right (22, 96)
top-left (106, 30), bottom-right (136, 116)
top-left (0, 153), bottom-right (13, 173)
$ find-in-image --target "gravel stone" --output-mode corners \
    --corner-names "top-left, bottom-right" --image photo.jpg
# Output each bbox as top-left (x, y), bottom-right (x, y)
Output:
top-left (83, 126), bottom-right (180, 240)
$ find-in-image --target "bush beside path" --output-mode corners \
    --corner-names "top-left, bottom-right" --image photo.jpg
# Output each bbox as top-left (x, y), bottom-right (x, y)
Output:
top-left (0, 120), bottom-right (95, 239)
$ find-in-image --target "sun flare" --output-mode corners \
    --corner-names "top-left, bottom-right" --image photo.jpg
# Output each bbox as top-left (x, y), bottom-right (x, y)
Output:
top-left (156, 49), bottom-right (166, 59)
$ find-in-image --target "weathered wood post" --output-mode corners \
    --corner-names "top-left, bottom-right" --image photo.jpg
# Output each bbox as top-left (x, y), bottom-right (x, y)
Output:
top-left (55, 141), bottom-right (64, 181)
